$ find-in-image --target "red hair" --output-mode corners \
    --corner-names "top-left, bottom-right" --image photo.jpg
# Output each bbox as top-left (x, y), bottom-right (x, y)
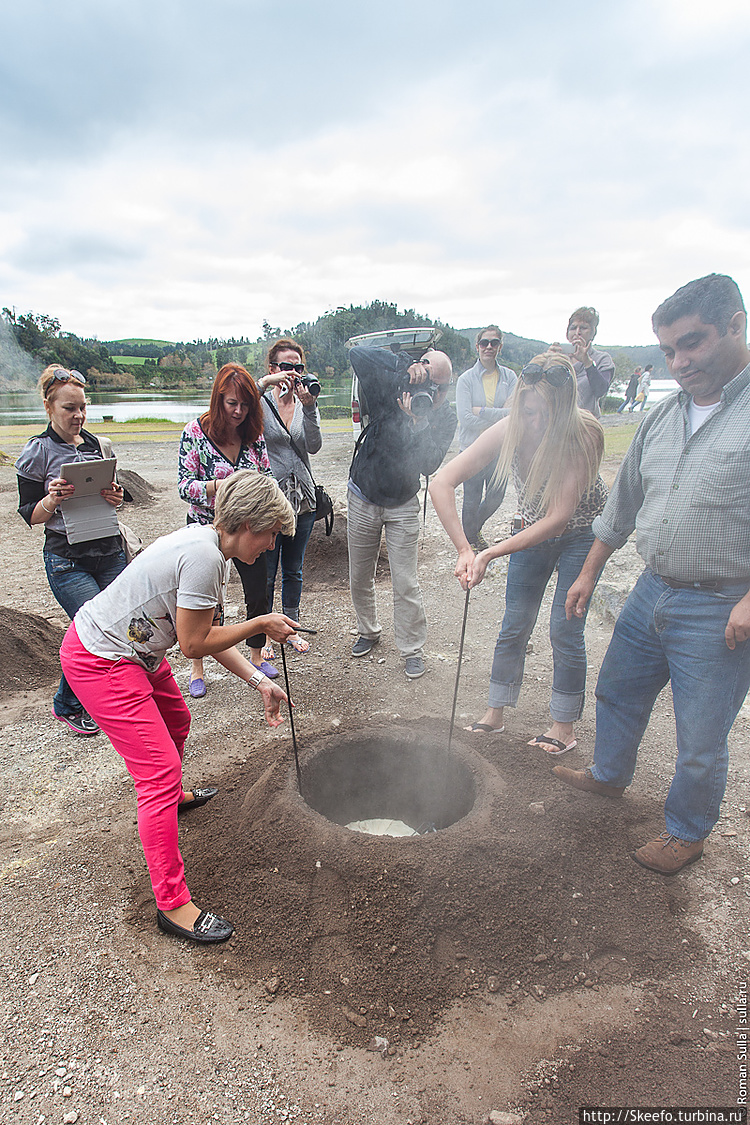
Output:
top-left (201, 363), bottom-right (263, 447)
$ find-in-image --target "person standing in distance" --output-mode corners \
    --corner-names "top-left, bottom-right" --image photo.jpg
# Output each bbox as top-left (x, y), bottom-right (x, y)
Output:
top-left (558, 274), bottom-right (750, 876)
top-left (454, 326), bottom-right (517, 550)
top-left (565, 306), bottom-right (615, 417)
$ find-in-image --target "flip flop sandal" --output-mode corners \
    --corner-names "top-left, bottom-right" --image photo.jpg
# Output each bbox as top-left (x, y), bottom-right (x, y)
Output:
top-left (261, 644), bottom-right (275, 661)
top-left (464, 722), bottom-right (505, 734)
top-left (286, 634), bottom-right (310, 653)
top-left (527, 735), bottom-right (577, 755)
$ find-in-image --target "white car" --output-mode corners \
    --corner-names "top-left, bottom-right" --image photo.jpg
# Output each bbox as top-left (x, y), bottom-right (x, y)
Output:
top-left (347, 327), bottom-right (443, 437)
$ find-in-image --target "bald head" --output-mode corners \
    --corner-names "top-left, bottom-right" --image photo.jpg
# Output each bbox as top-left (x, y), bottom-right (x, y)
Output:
top-left (421, 348), bottom-right (452, 385)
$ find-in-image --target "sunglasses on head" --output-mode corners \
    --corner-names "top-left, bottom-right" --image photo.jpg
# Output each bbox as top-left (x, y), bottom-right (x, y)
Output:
top-left (272, 361), bottom-right (305, 374)
top-left (521, 362), bottom-right (572, 387)
top-left (478, 338), bottom-right (501, 348)
top-left (50, 368), bottom-right (86, 386)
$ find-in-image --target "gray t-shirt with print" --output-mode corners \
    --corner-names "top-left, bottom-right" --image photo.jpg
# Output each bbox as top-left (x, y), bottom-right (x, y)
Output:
top-left (74, 524), bottom-right (229, 671)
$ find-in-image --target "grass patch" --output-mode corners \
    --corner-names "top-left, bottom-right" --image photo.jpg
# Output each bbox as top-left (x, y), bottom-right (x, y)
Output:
top-left (119, 416), bottom-right (177, 425)
top-left (603, 421), bottom-right (639, 457)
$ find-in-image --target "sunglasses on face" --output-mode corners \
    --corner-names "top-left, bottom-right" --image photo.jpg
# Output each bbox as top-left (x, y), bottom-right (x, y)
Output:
top-left (521, 362), bottom-right (572, 387)
top-left (478, 338), bottom-right (501, 348)
top-left (271, 361), bottom-right (305, 374)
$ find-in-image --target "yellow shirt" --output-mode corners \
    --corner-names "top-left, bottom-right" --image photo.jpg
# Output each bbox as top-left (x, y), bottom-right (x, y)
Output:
top-left (482, 369), bottom-right (499, 407)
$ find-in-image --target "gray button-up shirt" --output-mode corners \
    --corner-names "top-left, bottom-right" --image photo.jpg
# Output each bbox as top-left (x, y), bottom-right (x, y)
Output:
top-left (592, 363), bottom-right (750, 582)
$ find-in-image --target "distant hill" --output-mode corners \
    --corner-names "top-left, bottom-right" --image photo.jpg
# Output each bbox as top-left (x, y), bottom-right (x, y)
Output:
top-left (107, 338), bottom-right (175, 348)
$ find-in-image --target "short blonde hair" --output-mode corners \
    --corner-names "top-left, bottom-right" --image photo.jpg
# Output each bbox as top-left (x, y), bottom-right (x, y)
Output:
top-left (214, 470), bottom-right (296, 537)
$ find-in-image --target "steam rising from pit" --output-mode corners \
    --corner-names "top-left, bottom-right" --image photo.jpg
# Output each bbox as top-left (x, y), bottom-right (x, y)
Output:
top-left (0, 316), bottom-right (41, 390)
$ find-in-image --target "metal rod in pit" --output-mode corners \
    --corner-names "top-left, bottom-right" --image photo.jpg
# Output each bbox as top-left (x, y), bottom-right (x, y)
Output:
top-left (280, 644), bottom-right (303, 793)
top-left (447, 586), bottom-right (471, 756)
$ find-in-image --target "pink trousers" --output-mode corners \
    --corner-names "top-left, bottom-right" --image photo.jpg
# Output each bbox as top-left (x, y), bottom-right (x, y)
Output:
top-left (60, 624), bottom-right (193, 910)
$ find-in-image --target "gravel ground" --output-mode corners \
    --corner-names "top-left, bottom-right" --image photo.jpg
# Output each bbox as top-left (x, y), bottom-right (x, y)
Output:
top-left (1, 421), bottom-right (749, 1125)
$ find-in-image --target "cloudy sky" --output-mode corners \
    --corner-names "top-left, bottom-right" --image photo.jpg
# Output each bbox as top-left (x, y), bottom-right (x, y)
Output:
top-left (2, 0), bottom-right (749, 346)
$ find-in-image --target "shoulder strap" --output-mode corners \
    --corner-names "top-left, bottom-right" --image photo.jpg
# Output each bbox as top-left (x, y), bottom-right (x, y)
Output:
top-left (264, 393), bottom-right (317, 488)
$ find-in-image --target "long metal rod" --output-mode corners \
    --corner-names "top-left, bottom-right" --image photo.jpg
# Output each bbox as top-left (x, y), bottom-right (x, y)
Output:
top-left (280, 644), bottom-right (303, 793)
top-left (447, 586), bottom-right (471, 755)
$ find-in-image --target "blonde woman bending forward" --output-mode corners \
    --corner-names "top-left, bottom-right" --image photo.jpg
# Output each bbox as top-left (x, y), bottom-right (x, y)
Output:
top-left (429, 352), bottom-right (607, 755)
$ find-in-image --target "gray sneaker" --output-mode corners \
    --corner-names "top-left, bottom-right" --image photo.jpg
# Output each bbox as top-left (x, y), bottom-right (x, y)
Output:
top-left (352, 636), bottom-right (380, 657)
top-left (405, 656), bottom-right (425, 679)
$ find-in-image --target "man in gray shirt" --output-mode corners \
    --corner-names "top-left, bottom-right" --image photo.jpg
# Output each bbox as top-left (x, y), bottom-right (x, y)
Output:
top-left (566, 306), bottom-right (615, 417)
top-left (555, 274), bottom-right (750, 875)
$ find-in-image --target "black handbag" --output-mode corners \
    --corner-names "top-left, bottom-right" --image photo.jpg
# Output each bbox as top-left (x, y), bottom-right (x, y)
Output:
top-left (264, 395), bottom-right (334, 536)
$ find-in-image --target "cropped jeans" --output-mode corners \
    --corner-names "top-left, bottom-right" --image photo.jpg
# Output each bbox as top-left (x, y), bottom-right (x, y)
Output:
top-left (44, 547), bottom-right (127, 717)
top-left (590, 569), bottom-right (750, 842)
top-left (488, 529), bottom-right (596, 724)
top-left (265, 508), bottom-right (316, 620)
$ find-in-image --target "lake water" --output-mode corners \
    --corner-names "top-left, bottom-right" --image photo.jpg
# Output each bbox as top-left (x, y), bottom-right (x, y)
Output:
top-left (0, 389), bottom-right (350, 427)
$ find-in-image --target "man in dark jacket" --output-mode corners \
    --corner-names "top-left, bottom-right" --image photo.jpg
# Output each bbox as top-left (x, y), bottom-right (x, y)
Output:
top-left (348, 345), bottom-right (457, 679)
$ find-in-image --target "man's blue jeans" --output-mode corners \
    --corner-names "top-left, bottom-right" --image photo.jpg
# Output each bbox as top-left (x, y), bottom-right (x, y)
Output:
top-left (591, 569), bottom-right (750, 842)
top-left (44, 549), bottom-right (127, 716)
top-left (265, 509), bottom-right (316, 619)
top-left (488, 529), bottom-right (596, 723)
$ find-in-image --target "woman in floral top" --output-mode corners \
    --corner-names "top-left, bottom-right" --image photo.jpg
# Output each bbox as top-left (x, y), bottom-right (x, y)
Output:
top-left (178, 362), bottom-right (286, 694)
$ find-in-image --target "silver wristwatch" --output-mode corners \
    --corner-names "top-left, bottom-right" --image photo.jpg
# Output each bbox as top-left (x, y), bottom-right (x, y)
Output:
top-left (248, 668), bottom-right (266, 689)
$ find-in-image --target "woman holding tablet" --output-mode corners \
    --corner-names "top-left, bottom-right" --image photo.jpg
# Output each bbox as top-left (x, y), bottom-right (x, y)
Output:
top-left (15, 366), bottom-right (126, 735)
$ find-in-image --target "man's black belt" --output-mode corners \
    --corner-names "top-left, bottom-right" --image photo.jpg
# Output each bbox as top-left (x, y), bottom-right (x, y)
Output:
top-left (659, 576), bottom-right (750, 591)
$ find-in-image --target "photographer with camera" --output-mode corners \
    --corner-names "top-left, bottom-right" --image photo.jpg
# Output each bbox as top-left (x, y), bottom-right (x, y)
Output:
top-left (348, 344), bottom-right (456, 679)
top-left (259, 338), bottom-right (323, 659)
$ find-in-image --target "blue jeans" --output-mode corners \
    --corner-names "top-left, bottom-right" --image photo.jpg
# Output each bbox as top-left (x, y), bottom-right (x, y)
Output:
top-left (488, 529), bottom-right (596, 723)
top-left (265, 509), bottom-right (316, 618)
top-left (591, 569), bottom-right (750, 842)
top-left (44, 549), bottom-right (127, 716)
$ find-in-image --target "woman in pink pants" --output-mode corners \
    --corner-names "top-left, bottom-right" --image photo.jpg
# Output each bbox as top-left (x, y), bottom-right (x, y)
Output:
top-left (61, 471), bottom-right (297, 945)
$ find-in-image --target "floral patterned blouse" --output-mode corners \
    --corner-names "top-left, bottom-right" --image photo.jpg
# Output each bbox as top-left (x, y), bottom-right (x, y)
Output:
top-left (178, 418), bottom-right (271, 525)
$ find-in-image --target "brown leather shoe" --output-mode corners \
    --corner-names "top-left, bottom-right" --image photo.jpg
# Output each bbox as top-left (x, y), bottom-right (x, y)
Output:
top-left (551, 764), bottom-right (625, 798)
top-left (632, 832), bottom-right (704, 875)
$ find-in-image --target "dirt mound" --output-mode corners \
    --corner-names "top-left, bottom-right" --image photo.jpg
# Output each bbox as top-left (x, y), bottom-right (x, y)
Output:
top-left (0, 606), bottom-right (65, 696)
top-left (118, 468), bottom-right (159, 505)
top-left (182, 720), bottom-right (704, 1040)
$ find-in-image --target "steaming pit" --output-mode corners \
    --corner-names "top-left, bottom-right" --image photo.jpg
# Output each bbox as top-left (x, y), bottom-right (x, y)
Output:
top-left (301, 733), bottom-right (476, 836)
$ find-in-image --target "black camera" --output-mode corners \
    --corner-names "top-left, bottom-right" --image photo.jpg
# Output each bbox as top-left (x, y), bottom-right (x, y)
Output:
top-left (298, 374), bottom-right (321, 397)
top-left (396, 375), bottom-right (439, 416)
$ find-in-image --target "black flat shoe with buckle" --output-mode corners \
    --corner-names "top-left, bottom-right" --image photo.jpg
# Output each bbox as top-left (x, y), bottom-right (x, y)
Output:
top-left (177, 786), bottom-right (219, 815)
top-left (157, 909), bottom-right (234, 944)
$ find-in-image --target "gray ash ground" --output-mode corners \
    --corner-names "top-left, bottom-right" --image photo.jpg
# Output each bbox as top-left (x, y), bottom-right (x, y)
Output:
top-left (1, 427), bottom-right (748, 1124)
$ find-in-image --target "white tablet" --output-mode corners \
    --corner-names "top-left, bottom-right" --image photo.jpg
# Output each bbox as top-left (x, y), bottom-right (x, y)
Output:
top-left (59, 458), bottom-right (119, 544)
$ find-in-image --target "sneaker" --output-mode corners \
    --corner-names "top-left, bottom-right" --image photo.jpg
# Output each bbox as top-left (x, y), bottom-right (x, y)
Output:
top-left (352, 636), bottom-right (380, 657)
top-left (471, 533), bottom-right (489, 552)
top-left (54, 709), bottom-right (100, 736)
top-left (632, 832), bottom-right (704, 876)
top-left (405, 656), bottom-right (425, 680)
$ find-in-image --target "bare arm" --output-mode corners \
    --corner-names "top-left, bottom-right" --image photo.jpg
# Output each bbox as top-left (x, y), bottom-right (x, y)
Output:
top-left (429, 419), bottom-right (510, 587)
top-left (212, 644), bottom-right (290, 727)
top-left (726, 589), bottom-right (750, 650)
top-left (176, 607), bottom-right (297, 659)
top-left (564, 539), bottom-right (615, 619)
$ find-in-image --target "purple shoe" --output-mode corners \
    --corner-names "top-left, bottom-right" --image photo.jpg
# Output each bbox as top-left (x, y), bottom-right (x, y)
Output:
top-left (253, 660), bottom-right (279, 679)
top-left (189, 677), bottom-right (206, 698)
